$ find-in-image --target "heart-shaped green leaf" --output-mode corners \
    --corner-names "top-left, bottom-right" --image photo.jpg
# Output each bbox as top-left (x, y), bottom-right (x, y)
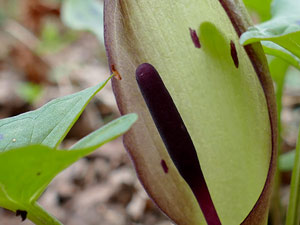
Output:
top-left (241, 0), bottom-right (300, 62)
top-left (0, 79), bottom-right (109, 152)
top-left (104, 1), bottom-right (277, 224)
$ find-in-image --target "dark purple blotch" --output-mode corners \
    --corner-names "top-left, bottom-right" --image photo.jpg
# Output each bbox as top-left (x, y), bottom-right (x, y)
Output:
top-left (161, 159), bottom-right (169, 173)
top-left (16, 210), bottom-right (27, 221)
top-left (136, 63), bottom-right (221, 225)
top-left (230, 40), bottom-right (239, 68)
top-left (189, 28), bottom-right (201, 48)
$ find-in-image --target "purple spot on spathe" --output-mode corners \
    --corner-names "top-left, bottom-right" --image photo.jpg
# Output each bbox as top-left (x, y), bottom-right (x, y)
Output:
top-left (230, 40), bottom-right (239, 68)
top-left (189, 28), bottom-right (201, 48)
top-left (0, 134), bottom-right (3, 141)
top-left (161, 160), bottom-right (169, 173)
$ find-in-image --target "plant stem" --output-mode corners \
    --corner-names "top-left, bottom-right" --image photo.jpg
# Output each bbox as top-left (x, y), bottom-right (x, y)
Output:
top-left (269, 173), bottom-right (282, 225)
top-left (26, 202), bottom-right (63, 225)
top-left (269, 57), bottom-right (289, 225)
top-left (285, 128), bottom-right (300, 225)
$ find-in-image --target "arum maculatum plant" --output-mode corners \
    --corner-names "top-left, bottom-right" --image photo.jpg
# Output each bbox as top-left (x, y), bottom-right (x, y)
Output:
top-left (104, 1), bottom-right (277, 225)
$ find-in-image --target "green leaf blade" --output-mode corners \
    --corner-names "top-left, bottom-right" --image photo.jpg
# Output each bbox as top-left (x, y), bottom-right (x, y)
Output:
top-left (0, 79), bottom-right (110, 152)
top-left (263, 41), bottom-right (300, 70)
top-left (240, 0), bottom-right (300, 60)
top-left (0, 111), bottom-right (136, 221)
top-left (71, 113), bottom-right (138, 150)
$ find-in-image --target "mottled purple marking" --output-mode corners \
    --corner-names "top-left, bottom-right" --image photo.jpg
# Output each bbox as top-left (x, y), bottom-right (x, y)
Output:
top-left (230, 40), bottom-right (239, 68)
top-left (296, 20), bottom-right (300, 26)
top-left (189, 28), bottom-right (201, 48)
top-left (0, 134), bottom-right (3, 140)
top-left (16, 210), bottom-right (27, 221)
top-left (136, 63), bottom-right (221, 225)
top-left (161, 160), bottom-right (169, 173)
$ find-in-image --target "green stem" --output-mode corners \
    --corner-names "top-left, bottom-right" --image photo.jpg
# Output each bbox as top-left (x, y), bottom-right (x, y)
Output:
top-left (286, 128), bottom-right (300, 225)
top-left (26, 202), bottom-right (63, 225)
top-left (269, 172), bottom-right (282, 225)
top-left (269, 57), bottom-right (289, 225)
top-left (270, 61), bottom-right (285, 225)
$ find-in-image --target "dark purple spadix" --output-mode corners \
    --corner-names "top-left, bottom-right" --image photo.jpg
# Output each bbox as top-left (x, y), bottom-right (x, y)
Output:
top-left (136, 63), bottom-right (221, 225)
